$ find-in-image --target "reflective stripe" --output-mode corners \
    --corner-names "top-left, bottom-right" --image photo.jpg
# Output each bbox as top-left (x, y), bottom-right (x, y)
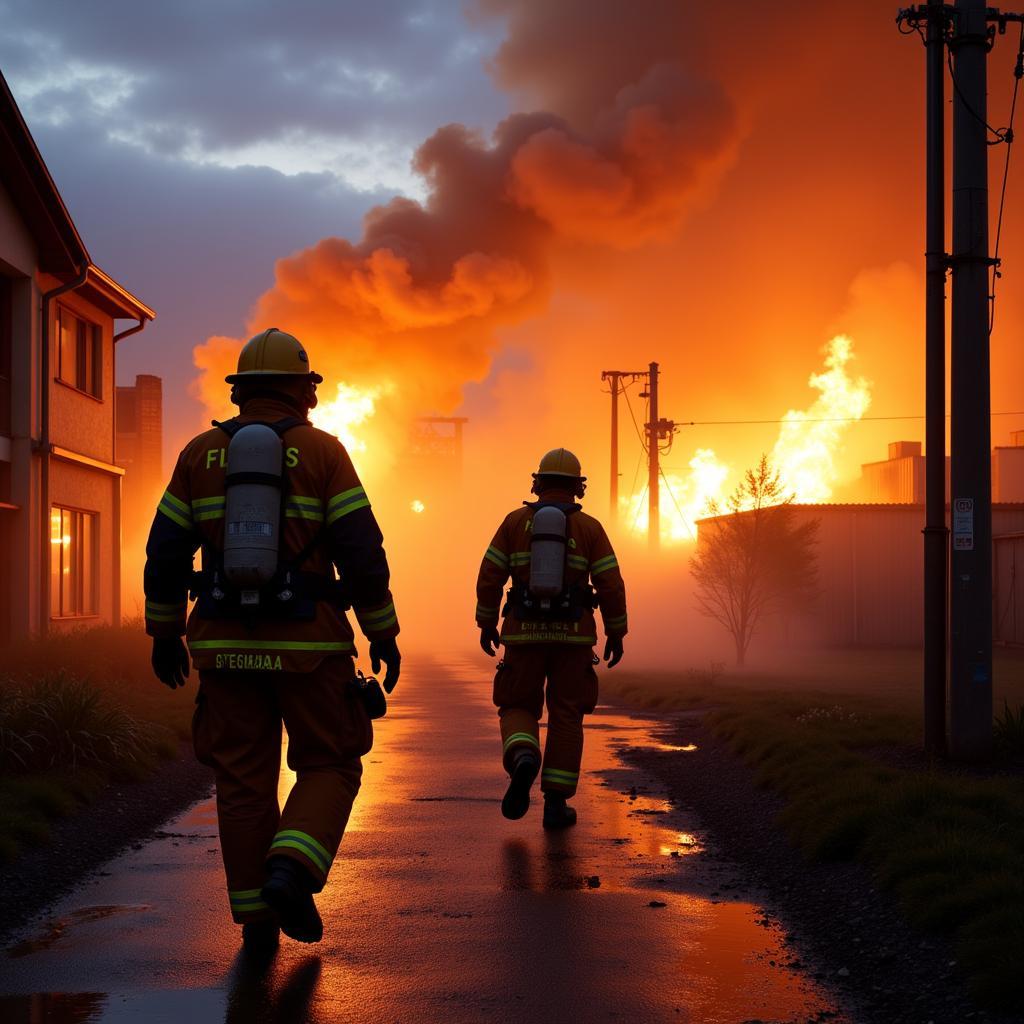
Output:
top-left (146, 600), bottom-right (186, 613)
top-left (503, 731), bottom-right (541, 752)
top-left (146, 609), bottom-right (185, 623)
top-left (161, 490), bottom-right (190, 514)
top-left (604, 614), bottom-right (628, 631)
top-left (285, 507), bottom-right (325, 521)
top-left (269, 829), bottom-right (331, 874)
top-left (542, 768), bottom-right (579, 780)
top-left (590, 554), bottom-right (619, 575)
top-left (502, 634), bottom-right (596, 644)
top-left (194, 508), bottom-right (225, 521)
top-left (484, 545), bottom-right (509, 569)
top-left (509, 552), bottom-right (531, 566)
top-left (229, 888), bottom-right (270, 911)
top-left (287, 495), bottom-right (323, 508)
top-left (476, 603), bottom-right (500, 619)
top-left (327, 486), bottom-right (370, 524)
top-left (157, 499), bottom-right (192, 530)
top-left (542, 768), bottom-right (579, 785)
top-left (191, 496), bottom-right (225, 509)
top-left (357, 602), bottom-right (396, 624)
top-left (567, 554), bottom-right (588, 570)
top-left (190, 639), bottom-right (354, 653)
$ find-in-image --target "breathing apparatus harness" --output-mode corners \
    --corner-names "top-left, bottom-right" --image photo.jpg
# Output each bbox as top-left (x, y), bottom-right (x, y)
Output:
top-left (506, 500), bottom-right (598, 623)
top-left (189, 415), bottom-right (348, 621)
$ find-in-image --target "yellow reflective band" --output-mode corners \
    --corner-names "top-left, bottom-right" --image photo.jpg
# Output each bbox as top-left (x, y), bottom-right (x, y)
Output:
top-left (503, 731), bottom-right (541, 752)
top-left (270, 829), bottom-right (331, 874)
top-left (357, 602), bottom-right (396, 624)
top-left (509, 552), bottom-right (531, 565)
top-left (605, 614), bottom-right (628, 630)
top-left (194, 509), bottom-right (225, 521)
top-left (287, 495), bottom-right (323, 508)
top-left (590, 554), bottom-right (618, 575)
top-left (191, 496), bottom-right (225, 509)
top-left (567, 554), bottom-right (588, 569)
top-left (542, 768), bottom-right (579, 780)
top-left (484, 545), bottom-right (509, 568)
top-left (476, 604), bottom-right (500, 618)
top-left (161, 490), bottom-right (189, 514)
top-left (285, 508), bottom-right (324, 521)
top-left (146, 600), bottom-right (185, 612)
top-left (158, 501), bottom-right (192, 530)
top-left (229, 888), bottom-right (269, 910)
top-left (190, 639), bottom-right (354, 652)
top-left (362, 614), bottom-right (397, 632)
top-left (327, 486), bottom-right (369, 523)
top-left (327, 499), bottom-right (370, 524)
top-left (146, 610), bottom-right (185, 623)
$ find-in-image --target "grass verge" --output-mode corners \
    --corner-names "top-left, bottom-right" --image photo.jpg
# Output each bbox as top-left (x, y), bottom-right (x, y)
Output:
top-left (603, 654), bottom-right (1024, 1011)
top-left (1, 624), bottom-right (192, 863)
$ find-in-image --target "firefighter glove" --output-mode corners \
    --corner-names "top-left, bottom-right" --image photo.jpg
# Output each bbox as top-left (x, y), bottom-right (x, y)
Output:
top-left (479, 625), bottom-right (501, 658)
top-left (603, 636), bottom-right (624, 669)
top-left (152, 636), bottom-right (190, 689)
top-left (370, 637), bottom-right (401, 693)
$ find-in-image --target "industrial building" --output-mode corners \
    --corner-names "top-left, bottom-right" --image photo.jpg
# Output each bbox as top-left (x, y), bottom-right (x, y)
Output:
top-left (696, 437), bottom-right (1024, 648)
top-left (0, 71), bottom-right (154, 642)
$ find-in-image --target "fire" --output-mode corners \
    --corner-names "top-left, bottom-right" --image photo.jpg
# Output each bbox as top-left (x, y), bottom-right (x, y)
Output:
top-left (771, 335), bottom-right (871, 503)
top-left (310, 381), bottom-right (383, 452)
top-left (619, 337), bottom-right (872, 544)
top-left (410, 499), bottom-right (425, 514)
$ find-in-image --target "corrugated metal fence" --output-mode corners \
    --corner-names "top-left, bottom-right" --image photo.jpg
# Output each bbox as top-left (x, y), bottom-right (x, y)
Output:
top-left (994, 533), bottom-right (1024, 646)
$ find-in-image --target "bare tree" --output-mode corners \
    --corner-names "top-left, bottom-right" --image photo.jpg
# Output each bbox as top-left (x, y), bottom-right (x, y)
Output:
top-left (690, 456), bottom-right (818, 667)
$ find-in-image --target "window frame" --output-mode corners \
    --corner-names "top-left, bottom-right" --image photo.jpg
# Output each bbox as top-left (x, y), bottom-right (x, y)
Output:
top-left (49, 504), bottom-right (99, 620)
top-left (56, 304), bottom-right (103, 401)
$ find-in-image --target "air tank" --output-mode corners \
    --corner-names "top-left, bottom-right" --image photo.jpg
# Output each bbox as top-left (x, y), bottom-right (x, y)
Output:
top-left (529, 506), bottom-right (567, 597)
top-left (223, 423), bottom-right (283, 587)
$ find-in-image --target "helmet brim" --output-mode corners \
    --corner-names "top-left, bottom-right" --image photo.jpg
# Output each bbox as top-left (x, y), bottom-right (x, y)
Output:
top-left (532, 471), bottom-right (587, 480)
top-left (225, 370), bottom-right (324, 384)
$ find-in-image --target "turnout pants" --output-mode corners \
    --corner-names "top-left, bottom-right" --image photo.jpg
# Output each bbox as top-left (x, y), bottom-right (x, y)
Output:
top-left (193, 656), bottom-right (371, 923)
top-left (494, 644), bottom-right (599, 797)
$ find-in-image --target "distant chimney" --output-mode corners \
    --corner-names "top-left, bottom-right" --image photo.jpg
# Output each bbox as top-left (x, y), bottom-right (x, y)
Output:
top-left (888, 441), bottom-right (922, 460)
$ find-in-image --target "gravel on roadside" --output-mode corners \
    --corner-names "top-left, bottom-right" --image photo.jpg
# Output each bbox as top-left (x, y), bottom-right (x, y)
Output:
top-left (623, 710), bottom-right (1018, 1024)
top-left (0, 743), bottom-right (213, 943)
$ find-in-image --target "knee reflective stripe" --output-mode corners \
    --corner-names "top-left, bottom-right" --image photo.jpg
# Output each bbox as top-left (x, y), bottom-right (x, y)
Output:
top-left (356, 601), bottom-right (397, 632)
top-left (158, 490), bottom-right (192, 530)
top-left (145, 600), bottom-right (187, 623)
top-left (190, 640), bottom-right (354, 653)
top-left (484, 545), bottom-right (509, 569)
top-left (503, 731), bottom-right (541, 753)
top-left (604, 613), bottom-right (628, 632)
top-left (191, 495), bottom-right (226, 521)
top-left (229, 889), bottom-right (271, 914)
top-left (327, 486), bottom-right (370, 524)
top-left (590, 554), bottom-right (618, 576)
top-left (542, 768), bottom-right (580, 786)
top-left (269, 829), bottom-right (331, 875)
top-left (285, 495), bottom-right (324, 522)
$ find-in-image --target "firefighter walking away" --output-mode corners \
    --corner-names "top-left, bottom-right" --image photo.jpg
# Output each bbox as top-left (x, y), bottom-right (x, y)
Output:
top-left (144, 328), bottom-right (401, 954)
top-left (476, 448), bottom-right (627, 829)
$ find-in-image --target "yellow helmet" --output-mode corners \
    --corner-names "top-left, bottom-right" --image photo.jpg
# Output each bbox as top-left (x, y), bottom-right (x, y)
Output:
top-left (225, 327), bottom-right (323, 384)
top-left (534, 448), bottom-right (585, 480)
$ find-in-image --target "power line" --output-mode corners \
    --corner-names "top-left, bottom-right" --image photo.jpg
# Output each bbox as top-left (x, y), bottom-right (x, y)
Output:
top-left (673, 410), bottom-right (1024, 427)
top-left (658, 466), bottom-right (696, 541)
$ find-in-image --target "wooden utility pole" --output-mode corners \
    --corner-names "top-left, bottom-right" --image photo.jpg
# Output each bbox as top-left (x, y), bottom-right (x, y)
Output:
top-left (948, 0), bottom-right (993, 760)
top-left (923, 0), bottom-right (950, 756)
top-left (646, 362), bottom-right (661, 551)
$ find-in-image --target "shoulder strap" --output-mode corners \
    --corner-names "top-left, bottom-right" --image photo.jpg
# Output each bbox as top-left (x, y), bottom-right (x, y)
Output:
top-left (211, 417), bottom-right (242, 438)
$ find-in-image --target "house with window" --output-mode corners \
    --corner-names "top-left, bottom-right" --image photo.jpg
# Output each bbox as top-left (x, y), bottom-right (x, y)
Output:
top-left (0, 70), bottom-right (154, 643)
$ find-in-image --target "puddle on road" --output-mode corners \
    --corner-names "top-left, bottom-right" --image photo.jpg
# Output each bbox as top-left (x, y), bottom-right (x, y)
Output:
top-left (7, 906), bottom-right (150, 959)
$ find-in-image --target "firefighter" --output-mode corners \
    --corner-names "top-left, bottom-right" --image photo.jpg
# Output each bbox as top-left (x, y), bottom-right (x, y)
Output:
top-left (476, 448), bottom-right (627, 829)
top-left (144, 327), bottom-right (401, 954)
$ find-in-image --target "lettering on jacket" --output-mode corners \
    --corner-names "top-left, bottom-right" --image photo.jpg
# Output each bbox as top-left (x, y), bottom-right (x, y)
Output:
top-left (215, 653), bottom-right (284, 670)
top-left (204, 447), bottom-right (300, 469)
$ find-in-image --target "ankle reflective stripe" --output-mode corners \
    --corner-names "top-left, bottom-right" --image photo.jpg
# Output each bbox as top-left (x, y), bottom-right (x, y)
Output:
top-left (269, 829), bottom-right (331, 874)
top-left (542, 768), bottom-right (579, 783)
top-left (229, 888), bottom-right (270, 911)
top-left (503, 731), bottom-right (540, 753)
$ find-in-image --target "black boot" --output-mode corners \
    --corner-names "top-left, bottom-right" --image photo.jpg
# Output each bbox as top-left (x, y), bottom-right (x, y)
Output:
top-left (542, 793), bottom-right (578, 830)
top-left (241, 920), bottom-right (280, 958)
top-left (501, 749), bottom-right (540, 820)
top-left (260, 857), bottom-right (324, 943)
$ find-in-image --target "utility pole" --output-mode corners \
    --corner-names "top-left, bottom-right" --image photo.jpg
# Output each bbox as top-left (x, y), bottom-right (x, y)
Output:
top-left (600, 369), bottom-right (648, 525)
top-left (948, 0), bottom-right (993, 760)
top-left (923, 0), bottom-right (949, 756)
top-left (899, 0), bottom-right (1022, 759)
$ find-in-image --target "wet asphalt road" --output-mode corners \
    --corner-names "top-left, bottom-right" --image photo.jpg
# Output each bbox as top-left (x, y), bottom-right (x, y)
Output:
top-left (0, 657), bottom-right (843, 1023)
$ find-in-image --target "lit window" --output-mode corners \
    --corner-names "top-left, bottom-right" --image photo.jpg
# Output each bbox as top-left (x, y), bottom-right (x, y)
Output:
top-left (50, 507), bottom-right (97, 618)
top-left (57, 306), bottom-right (101, 397)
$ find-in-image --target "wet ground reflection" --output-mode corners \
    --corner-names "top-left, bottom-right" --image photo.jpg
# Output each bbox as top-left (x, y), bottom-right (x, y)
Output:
top-left (0, 659), bottom-right (843, 1023)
